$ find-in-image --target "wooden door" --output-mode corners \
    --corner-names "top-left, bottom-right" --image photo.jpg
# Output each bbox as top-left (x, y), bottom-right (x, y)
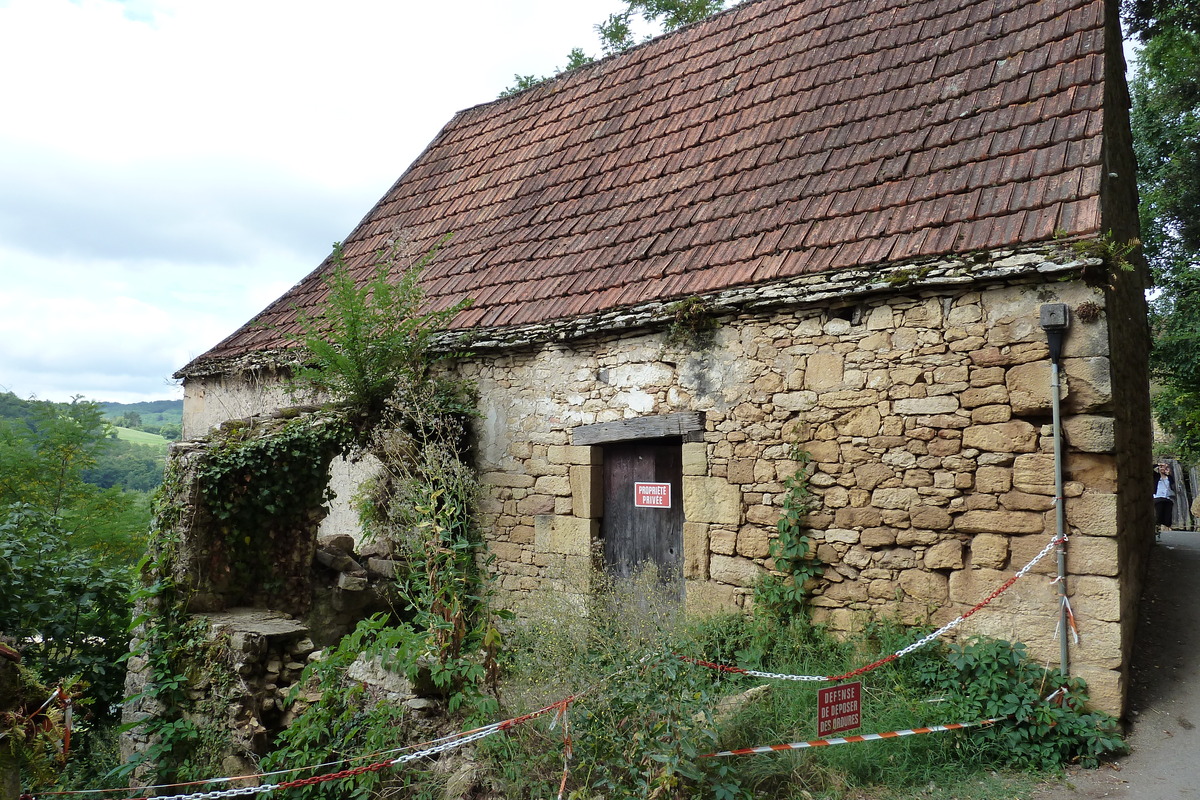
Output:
top-left (602, 439), bottom-right (684, 600)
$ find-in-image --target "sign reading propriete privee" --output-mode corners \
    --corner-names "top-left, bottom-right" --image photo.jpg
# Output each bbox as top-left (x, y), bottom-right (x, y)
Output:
top-left (816, 681), bottom-right (861, 737)
top-left (633, 482), bottom-right (671, 508)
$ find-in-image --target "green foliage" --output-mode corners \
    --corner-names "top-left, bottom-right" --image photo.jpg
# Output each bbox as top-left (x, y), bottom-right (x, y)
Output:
top-left (83, 435), bottom-right (166, 492)
top-left (488, 569), bottom-right (746, 799)
top-left (756, 445), bottom-right (822, 616)
top-left (500, 49), bottom-right (594, 97)
top-left (1128, 2), bottom-right (1200, 458)
top-left (283, 238), bottom-right (471, 431)
top-left (196, 415), bottom-right (348, 606)
top-left (489, 600), bottom-right (1124, 798)
top-left (0, 506), bottom-right (134, 719)
top-left (263, 615), bottom-right (433, 800)
top-left (664, 296), bottom-right (718, 349)
top-left (916, 638), bottom-right (1125, 770)
top-left (499, 0), bottom-right (725, 96)
top-left (597, 0), bottom-right (728, 55)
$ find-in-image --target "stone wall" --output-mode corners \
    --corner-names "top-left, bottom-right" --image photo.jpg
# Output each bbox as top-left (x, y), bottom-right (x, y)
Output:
top-left (458, 269), bottom-right (1134, 715)
top-left (179, 248), bottom-right (1149, 717)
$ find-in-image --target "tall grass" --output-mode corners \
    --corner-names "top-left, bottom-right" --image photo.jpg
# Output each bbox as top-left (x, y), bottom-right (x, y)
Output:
top-left (477, 568), bottom-right (1123, 799)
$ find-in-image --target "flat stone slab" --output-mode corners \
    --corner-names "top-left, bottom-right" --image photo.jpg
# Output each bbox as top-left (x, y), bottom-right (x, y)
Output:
top-left (198, 608), bottom-right (308, 638)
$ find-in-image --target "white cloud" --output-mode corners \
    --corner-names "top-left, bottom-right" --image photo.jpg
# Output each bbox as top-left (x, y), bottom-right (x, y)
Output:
top-left (0, 0), bottom-right (624, 403)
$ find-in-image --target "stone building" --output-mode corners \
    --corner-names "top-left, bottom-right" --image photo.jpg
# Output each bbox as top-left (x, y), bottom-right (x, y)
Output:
top-left (174, 0), bottom-right (1150, 715)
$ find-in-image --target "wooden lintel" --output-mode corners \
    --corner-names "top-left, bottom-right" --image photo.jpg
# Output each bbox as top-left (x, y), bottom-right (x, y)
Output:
top-left (572, 412), bottom-right (706, 446)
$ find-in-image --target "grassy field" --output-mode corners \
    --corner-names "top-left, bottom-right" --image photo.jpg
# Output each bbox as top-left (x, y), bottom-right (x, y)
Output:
top-left (113, 426), bottom-right (169, 450)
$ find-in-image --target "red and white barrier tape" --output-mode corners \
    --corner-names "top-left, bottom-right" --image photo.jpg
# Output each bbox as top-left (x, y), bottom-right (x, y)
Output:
top-left (684, 533), bottom-right (1067, 683)
top-left (702, 718), bottom-right (999, 758)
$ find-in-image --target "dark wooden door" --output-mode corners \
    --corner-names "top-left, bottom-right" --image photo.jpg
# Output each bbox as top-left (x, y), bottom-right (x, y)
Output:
top-left (602, 439), bottom-right (684, 600)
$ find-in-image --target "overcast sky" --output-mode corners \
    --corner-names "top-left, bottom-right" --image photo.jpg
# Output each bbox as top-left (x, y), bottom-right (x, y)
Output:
top-left (0, 0), bottom-right (632, 404)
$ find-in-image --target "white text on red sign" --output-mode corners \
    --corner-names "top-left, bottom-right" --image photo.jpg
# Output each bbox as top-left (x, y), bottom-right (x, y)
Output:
top-left (634, 482), bottom-right (672, 508)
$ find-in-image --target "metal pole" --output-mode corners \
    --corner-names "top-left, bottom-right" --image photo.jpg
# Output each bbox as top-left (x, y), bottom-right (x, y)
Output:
top-left (1050, 358), bottom-right (1070, 676)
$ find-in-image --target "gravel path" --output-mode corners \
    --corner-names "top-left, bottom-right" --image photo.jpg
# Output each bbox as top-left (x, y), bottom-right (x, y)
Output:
top-left (1032, 528), bottom-right (1200, 799)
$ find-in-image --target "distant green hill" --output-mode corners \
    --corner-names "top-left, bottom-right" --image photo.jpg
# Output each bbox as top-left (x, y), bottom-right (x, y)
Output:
top-left (113, 426), bottom-right (170, 450)
top-left (99, 399), bottom-right (182, 427)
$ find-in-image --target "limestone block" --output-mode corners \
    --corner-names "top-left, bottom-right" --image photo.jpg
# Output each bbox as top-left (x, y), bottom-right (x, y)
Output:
top-left (836, 406), bottom-right (882, 436)
top-left (924, 540), bottom-right (964, 569)
top-left (684, 581), bottom-right (742, 615)
top-left (535, 475), bottom-right (572, 497)
top-left (1006, 361), bottom-right (1057, 415)
top-left (843, 546), bottom-right (873, 569)
top-left (971, 405), bottom-right (1012, 424)
top-left (774, 391), bottom-right (819, 411)
top-left (1063, 357), bottom-right (1112, 413)
top-left (970, 366), bottom-right (1007, 386)
top-left (872, 487), bottom-right (920, 509)
top-left (961, 385), bottom-right (1009, 408)
top-left (1064, 492), bottom-right (1118, 537)
top-left (1064, 453), bottom-right (1118, 492)
top-left (1071, 575), bottom-right (1121, 622)
top-left (683, 522), bottom-right (709, 579)
top-left (710, 554), bottom-right (766, 587)
top-left (548, 445), bottom-right (601, 465)
top-left (860, 527), bottom-right (897, 547)
top-left (483, 472), bottom-right (536, 489)
top-left (894, 396), bottom-right (961, 415)
top-left (683, 477), bottom-right (741, 524)
top-left (710, 528), bottom-right (737, 555)
top-left (970, 533), bottom-right (1009, 568)
top-left (727, 458), bottom-right (757, 484)
top-left (805, 439), bottom-right (841, 462)
top-left (877, 548), bottom-right (919, 569)
top-left (962, 421), bottom-right (1038, 453)
top-left (896, 528), bottom-right (939, 546)
top-left (534, 515), bottom-right (596, 556)
top-left (910, 506), bottom-right (952, 530)
top-left (569, 465), bottom-right (603, 518)
top-left (974, 465), bottom-right (1012, 494)
top-left (736, 526), bottom-right (772, 559)
top-left (999, 491), bottom-right (1055, 512)
top-left (805, 352), bottom-right (845, 390)
top-left (1012, 453), bottom-right (1056, 494)
top-left (835, 506), bottom-right (883, 528)
top-left (1072, 666), bottom-right (1122, 717)
top-left (682, 442), bottom-right (707, 476)
top-left (1064, 535), bottom-right (1118, 577)
top-left (1006, 534), bottom-right (1062, 576)
top-left (900, 569), bottom-right (949, 602)
top-left (866, 305), bottom-right (893, 330)
top-left (955, 510), bottom-right (1045, 534)
top-left (821, 579), bottom-right (869, 602)
top-left (949, 565), bottom-right (1058, 612)
top-left (747, 505), bottom-right (782, 526)
top-left (517, 494), bottom-right (555, 515)
top-left (822, 528), bottom-right (860, 544)
top-left (851, 462), bottom-right (894, 491)
top-left (1073, 619), bottom-right (1124, 668)
top-left (1062, 415), bottom-right (1115, 453)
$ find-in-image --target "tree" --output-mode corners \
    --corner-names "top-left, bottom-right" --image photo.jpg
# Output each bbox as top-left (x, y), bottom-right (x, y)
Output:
top-left (501, 0), bottom-right (728, 96)
top-left (597, 0), bottom-right (727, 55)
top-left (1126, 0), bottom-right (1200, 459)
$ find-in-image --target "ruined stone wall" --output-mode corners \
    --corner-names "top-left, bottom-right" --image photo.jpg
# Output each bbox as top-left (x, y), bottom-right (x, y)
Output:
top-left (459, 271), bottom-right (1133, 715)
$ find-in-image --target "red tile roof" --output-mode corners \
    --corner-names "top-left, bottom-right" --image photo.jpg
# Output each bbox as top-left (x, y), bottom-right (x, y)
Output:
top-left (183, 0), bottom-right (1113, 373)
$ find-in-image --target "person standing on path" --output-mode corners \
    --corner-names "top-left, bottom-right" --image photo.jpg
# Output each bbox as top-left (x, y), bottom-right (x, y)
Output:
top-left (1154, 461), bottom-right (1176, 535)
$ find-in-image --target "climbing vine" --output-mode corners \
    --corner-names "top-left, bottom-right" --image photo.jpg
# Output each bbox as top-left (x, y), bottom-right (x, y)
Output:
top-left (196, 414), bottom-right (349, 609)
top-left (756, 443), bottom-right (822, 616)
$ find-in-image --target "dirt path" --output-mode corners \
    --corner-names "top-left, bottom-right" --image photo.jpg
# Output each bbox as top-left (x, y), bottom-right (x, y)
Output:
top-left (1032, 529), bottom-right (1200, 799)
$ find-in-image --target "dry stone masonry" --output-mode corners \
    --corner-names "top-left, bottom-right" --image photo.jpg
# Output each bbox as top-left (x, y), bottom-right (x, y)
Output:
top-left (460, 256), bottom-right (1129, 713)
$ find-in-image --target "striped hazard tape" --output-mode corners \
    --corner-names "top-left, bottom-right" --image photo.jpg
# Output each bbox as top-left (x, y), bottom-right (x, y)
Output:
top-left (702, 718), bottom-right (999, 758)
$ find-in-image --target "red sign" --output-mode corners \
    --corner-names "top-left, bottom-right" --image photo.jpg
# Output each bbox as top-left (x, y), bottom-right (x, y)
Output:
top-left (817, 681), bottom-right (861, 736)
top-left (634, 482), bottom-right (672, 508)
